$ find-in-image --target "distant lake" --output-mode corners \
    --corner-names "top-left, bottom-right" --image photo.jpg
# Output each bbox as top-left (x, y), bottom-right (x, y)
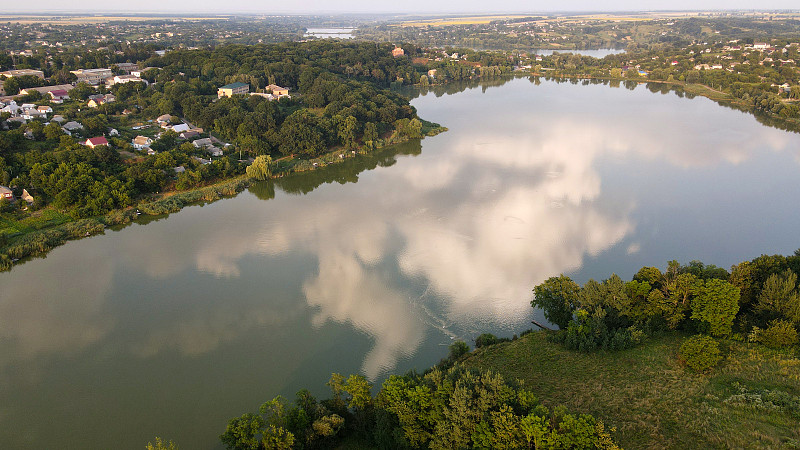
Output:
top-left (533, 48), bottom-right (625, 57)
top-left (304, 27), bottom-right (356, 39)
top-left (3, 76), bottom-right (800, 449)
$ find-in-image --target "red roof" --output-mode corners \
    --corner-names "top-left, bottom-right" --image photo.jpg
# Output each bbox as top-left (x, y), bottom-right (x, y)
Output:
top-left (50, 89), bottom-right (70, 97)
top-left (86, 137), bottom-right (109, 147)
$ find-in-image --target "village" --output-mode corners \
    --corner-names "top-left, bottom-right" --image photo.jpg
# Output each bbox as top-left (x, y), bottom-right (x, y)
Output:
top-left (0, 63), bottom-right (295, 205)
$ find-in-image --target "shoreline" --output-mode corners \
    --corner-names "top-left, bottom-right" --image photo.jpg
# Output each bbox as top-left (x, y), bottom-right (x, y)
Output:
top-left (0, 122), bottom-right (447, 272)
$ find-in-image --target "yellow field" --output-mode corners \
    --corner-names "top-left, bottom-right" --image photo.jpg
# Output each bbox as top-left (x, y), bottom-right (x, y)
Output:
top-left (0, 15), bottom-right (228, 25)
top-left (396, 15), bottom-right (533, 27)
top-left (395, 11), bottom-right (800, 28)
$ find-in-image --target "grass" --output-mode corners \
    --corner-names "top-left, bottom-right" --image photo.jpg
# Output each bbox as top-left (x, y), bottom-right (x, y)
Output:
top-left (460, 331), bottom-right (800, 449)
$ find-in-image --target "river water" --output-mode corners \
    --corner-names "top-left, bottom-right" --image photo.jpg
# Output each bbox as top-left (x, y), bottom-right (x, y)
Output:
top-left (3, 77), bottom-right (800, 449)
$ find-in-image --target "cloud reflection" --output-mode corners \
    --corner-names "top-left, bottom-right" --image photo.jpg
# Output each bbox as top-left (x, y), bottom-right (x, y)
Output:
top-left (4, 78), bottom-right (800, 382)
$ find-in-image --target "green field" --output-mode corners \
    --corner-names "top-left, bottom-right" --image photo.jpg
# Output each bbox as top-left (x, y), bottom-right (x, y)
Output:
top-left (461, 331), bottom-right (800, 449)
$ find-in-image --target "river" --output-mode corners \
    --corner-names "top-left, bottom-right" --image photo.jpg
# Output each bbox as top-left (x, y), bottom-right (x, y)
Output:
top-left (2, 76), bottom-right (800, 449)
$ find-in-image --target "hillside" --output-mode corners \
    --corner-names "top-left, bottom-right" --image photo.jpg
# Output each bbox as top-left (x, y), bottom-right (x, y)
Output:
top-left (460, 331), bottom-right (800, 449)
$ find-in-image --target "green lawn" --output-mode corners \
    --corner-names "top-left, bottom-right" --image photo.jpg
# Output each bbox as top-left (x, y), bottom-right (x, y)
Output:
top-left (461, 331), bottom-right (800, 449)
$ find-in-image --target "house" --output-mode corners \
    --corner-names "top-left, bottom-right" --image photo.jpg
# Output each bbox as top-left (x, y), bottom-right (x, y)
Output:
top-left (217, 82), bottom-right (249, 98)
top-left (171, 123), bottom-right (190, 133)
top-left (85, 136), bottom-right (109, 148)
top-left (179, 130), bottom-right (200, 140)
top-left (21, 108), bottom-right (45, 120)
top-left (106, 75), bottom-right (146, 87)
top-left (174, 166), bottom-right (185, 173)
top-left (70, 68), bottom-right (113, 85)
top-left (266, 84), bottom-right (290, 98)
top-left (753, 42), bottom-right (769, 50)
top-left (0, 185), bottom-right (14, 202)
top-left (1, 101), bottom-right (20, 116)
top-left (49, 89), bottom-right (70, 102)
top-left (87, 98), bottom-right (105, 108)
top-left (147, 148), bottom-right (157, 155)
top-left (192, 156), bottom-right (211, 165)
top-left (156, 114), bottom-right (172, 124)
top-left (205, 146), bottom-right (223, 157)
top-left (37, 105), bottom-right (53, 115)
top-left (131, 67), bottom-right (158, 78)
top-left (192, 137), bottom-right (213, 148)
top-left (108, 128), bottom-right (119, 137)
top-left (51, 115), bottom-right (66, 124)
top-left (115, 62), bottom-right (139, 74)
top-left (132, 135), bottom-right (153, 149)
top-left (62, 120), bottom-right (83, 130)
top-left (0, 69), bottom-right (45, 79)
top-left (122, 109), bottom-right (134, 115)
top-left (19, 84), bottom-right (73, 97)
top-left (392, 46), bottom-right (405, 57)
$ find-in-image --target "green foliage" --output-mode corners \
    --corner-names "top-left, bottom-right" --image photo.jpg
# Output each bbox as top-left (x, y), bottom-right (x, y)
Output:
top-left (532, 275), bottom-right (580, 329)
top-left (449, 341), bottom-right (470, 359)
top-left (691, 279), bottom-right (740, 337)
top-left (679, 335), bottom-right (721, 372)
top-left (751, 320), bottom-right (799, 348)
top-left (246, 155), bottom-right (274, 181)
top-left (756, 270), bottom-right (800, 326)
top-left (475, 333), bottom-right (499, 348)
top-left (145, 437), bottom-right (178, 450)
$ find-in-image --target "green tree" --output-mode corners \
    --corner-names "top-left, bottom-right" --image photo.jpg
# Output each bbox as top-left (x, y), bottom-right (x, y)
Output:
top-left (246, 155), bottom-right (274, 181)
top-left (532, 275), bottom-right (580, 329)
top-left (145, 437), bottom-right (178, 450)
top-left (691, 279), bottom-right (740, 337)
top-left (756, 269), bottom-right (800, 325)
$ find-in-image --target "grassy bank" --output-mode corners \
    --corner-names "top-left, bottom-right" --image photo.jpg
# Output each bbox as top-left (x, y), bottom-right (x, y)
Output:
top-left (0, 123), bottom-right (446, 272)
top-left (459, 331), bottom-right (800, 449)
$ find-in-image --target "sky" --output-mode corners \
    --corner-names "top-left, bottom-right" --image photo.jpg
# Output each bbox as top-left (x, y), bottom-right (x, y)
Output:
top-left (1, 1), bottom-right (798, 14)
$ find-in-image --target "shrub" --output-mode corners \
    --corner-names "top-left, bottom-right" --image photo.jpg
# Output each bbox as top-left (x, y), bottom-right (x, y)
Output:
top-left (679, 335), bottom-right (722, 372)
top-left (448, 340), bottom-right (470, 359)
top-left (475, 333), bottom-right (499, 348)
top-left (753, 320), bottom-right (799, 348)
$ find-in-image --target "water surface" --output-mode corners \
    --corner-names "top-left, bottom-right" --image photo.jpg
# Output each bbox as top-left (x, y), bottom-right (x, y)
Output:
top-left (2, 77), bottom-right (800, 449)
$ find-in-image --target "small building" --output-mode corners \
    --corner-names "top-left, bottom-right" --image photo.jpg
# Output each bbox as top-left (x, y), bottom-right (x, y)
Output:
top-left (217, 82), bottom-right (249, 98)
top-left (171, 123), bottom-right (190, 133)
top-left (106, 75), bottom-right (146, 87)
top-left (70, 68), bottom-right (113, 85)
top-left (132, 135), bottom-right (153, 149)
top-left (179, 130), bottom-right (200, 140)
top-left (37, 105), bottom-right (53, 114)
top-left (49, 89), bottom-right (70, 102)
top-left (0, 69), bottom-right (45, 79)
top-left (85, 136), bottom-right (109, 148)
top-left (192, 137), bottom-right (213, 148)
top-left (51, 115), bottom-right (66, 124)
top-left (205, 146), bottom-right (223, 157)
top-left (0, 185), bottom-right (14, 202)
top-left (87, 98), bottom-right (105, 108)
top-left (174, 166), bottom-right (185, 173)
top-left (116, 62), bottom-right (140, 74)
top-left (392, 46), bottom-right (405, 57)
top-left (19, 84), bottom-right (74, 97)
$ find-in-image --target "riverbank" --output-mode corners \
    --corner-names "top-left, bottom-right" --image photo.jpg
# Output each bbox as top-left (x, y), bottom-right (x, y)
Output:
top-left (0, 122), bottom-right (447, 272)
top-left (459, 330), bottom-right (800, 449)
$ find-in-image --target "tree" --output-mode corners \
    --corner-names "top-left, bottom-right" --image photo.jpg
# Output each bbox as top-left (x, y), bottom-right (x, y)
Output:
top-left (691, 279), bottom-right (740, 337)
top-left (756, 269), bottom-right (800, 325)
top-left (532, 275), bottom-right (581, 329)
top-left (362, 122), bottom-right (378, 148)
top-left (246, 155), bottom-right (274, 181)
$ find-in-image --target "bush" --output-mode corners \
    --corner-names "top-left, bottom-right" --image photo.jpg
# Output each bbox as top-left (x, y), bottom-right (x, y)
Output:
top-left (679, 335), bottom-right (722, 372)
top-left (448, 340), bottom-right (470, 359)
top-left (475, 333), bottom-right (499, 348)
top-left (753, 320), bottom-right (799, 348)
